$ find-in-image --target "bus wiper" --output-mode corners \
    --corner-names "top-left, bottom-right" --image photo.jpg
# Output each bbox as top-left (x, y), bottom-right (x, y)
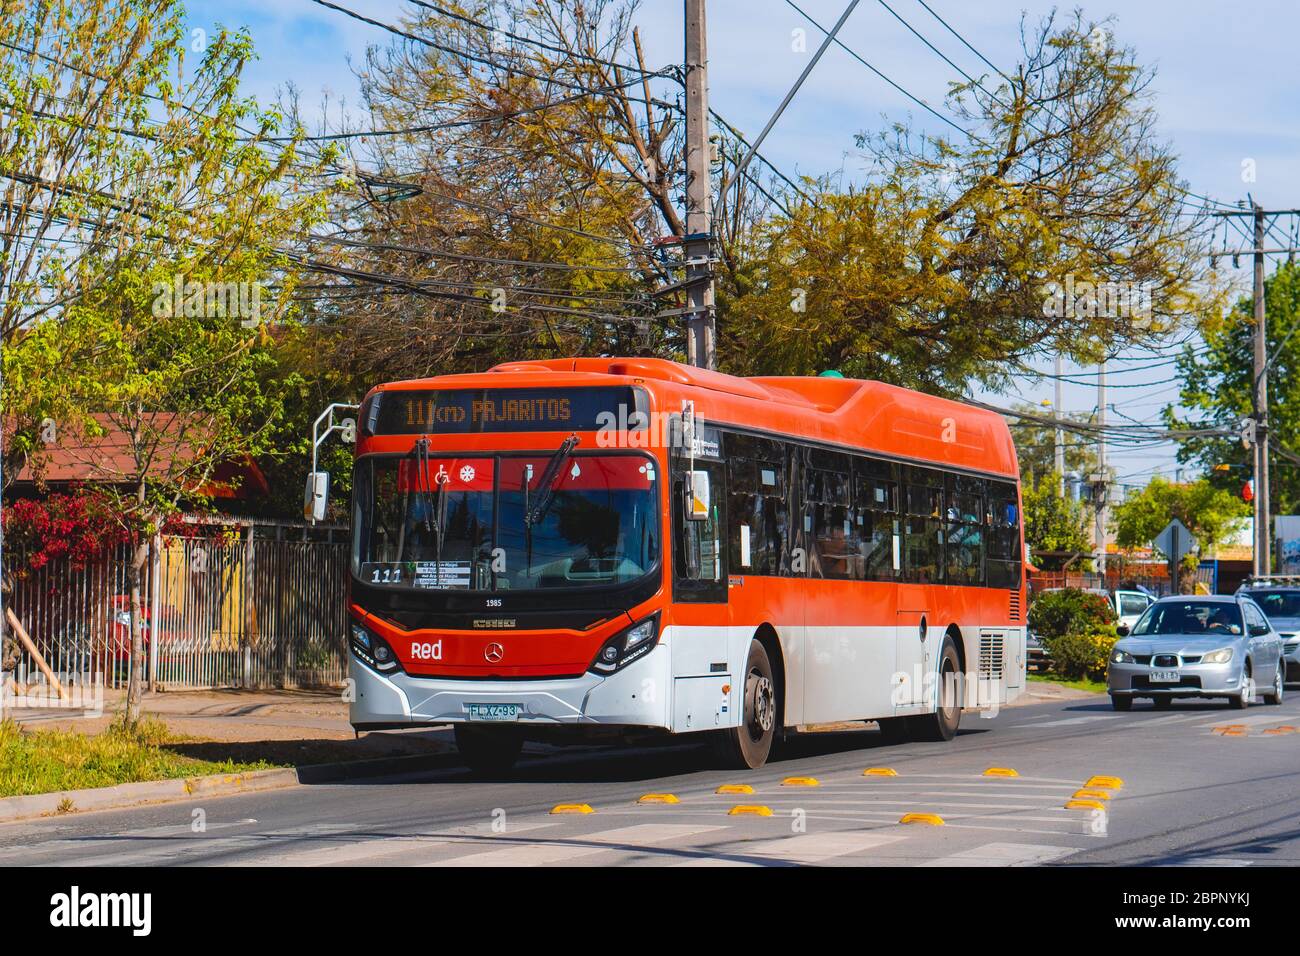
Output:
top-left (525, 434), bottom-right (579, 528)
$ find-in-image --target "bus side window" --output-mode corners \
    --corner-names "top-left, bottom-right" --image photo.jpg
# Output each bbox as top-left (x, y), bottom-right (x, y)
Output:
top-left (985, 480), bottom-right (1022, 588)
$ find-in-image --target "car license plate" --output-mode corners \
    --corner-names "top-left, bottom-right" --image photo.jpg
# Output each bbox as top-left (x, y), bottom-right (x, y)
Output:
top-left (1150, 669), bottom-right (1180, 683)
top-left (464, 703), bottom-right (522, 721)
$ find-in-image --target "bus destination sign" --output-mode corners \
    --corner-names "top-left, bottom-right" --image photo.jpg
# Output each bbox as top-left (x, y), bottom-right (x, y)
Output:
top-left (372, 387), bottom-right (645, 434)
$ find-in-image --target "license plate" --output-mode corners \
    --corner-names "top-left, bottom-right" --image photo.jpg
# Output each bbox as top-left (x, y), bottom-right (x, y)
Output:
top-left (1150, 669), bottom-right (1180, 683)
top-left (464, 703), bottom-right (522, 721)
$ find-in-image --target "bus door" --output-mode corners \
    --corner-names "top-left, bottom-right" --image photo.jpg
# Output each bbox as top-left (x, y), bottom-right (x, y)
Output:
top-left (896, 584), bottom-right (930, 713)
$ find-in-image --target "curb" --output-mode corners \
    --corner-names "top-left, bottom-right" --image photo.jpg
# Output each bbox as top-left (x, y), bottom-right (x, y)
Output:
top-left (0, 752), bottom-right (456, 825)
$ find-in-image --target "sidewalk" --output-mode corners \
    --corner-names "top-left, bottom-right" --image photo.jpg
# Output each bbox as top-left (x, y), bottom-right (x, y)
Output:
top-left (7, 687), bottom-right (459, 767)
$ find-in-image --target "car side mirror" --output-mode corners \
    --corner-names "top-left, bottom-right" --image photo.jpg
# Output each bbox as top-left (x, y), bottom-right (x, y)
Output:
top-left (1116, 623), bottom-right (1130, 637)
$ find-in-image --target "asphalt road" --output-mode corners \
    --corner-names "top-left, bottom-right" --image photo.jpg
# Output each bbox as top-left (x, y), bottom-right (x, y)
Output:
top-left (6, 691), bottom-right (1300, 867)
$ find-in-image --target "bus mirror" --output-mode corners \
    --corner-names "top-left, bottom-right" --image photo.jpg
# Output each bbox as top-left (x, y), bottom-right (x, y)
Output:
top-left (304, 471), bottom-right (330, 523)
top-left (686, 469), bottom-right (711, 520)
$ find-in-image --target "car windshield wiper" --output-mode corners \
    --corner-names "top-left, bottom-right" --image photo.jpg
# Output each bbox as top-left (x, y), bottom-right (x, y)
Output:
top-left (525, 434), bottom-right (579, 528)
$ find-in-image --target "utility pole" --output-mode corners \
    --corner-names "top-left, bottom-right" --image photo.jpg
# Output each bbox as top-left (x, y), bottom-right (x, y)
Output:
top-left (1253, 203), bottom-right (1271, 576)
top-left (1095, 362), bottom-right (1108, 579)
top-left (682, 0), bottom-right (715, 369)
top-left (1211, 202), bottom-right (1300, 577)
top-left (1054, 353), bottom-right (1065, 497)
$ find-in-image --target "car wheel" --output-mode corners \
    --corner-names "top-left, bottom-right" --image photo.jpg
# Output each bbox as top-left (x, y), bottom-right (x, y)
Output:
top-left (454, 724), bottom-right (523, 777)
top-left (905, 636), bottom-right (963, 742)
top-left (1264, 661), bottom-right (1285, 705)
top-left (1228, 663), bottom-right (1251, 710)
top-left (712, 639), bottom-right (777, 769)
top-left (1110, 695), bottom-right (1132, 712)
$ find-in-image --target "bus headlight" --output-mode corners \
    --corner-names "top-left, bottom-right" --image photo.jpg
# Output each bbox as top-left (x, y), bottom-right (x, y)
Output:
top-left (351, 623), bottom-right (399, 674)
top-left (589, 614), bottom-right (660, 675)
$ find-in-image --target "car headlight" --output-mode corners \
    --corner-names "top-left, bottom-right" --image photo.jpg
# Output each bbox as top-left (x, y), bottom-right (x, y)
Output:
top-left (1111, 649), bottom-right (1134, 664)
top-left (1202, 648), bottom-right (1233, 664)
top-left (589, 614), bottom-right (661, 674)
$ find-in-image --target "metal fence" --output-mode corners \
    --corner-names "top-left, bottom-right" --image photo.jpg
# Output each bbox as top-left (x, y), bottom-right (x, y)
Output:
top-left (5, 519), bottom-right (350, 692)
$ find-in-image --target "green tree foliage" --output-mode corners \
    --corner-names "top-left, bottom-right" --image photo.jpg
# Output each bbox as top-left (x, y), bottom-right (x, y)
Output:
top-left (1028, 588), bottom-right (1118, 680)
top-left (1166, 259), bottom-right (1300, 515)
top-left (1028, 587), bottom-right (1116, 641)
top-left (1022, 473), bottom-right (1092, 570)
top-left (0, 0), bottom-right (338, 724)
top-left (1110, 477), bottom-right (1250, 556)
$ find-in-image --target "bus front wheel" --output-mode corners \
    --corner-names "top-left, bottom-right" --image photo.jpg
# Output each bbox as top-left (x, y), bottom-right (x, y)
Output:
top-left (906, 636), bottom-right (963, 742)
top-left (455, 724), bottom-right (523, 776)
top-left (712, 639), bottom-right (777, 770)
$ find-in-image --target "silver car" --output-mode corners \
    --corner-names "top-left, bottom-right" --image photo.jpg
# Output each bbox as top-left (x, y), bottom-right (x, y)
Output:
top-left (1235, 586), bottom-right (1300, 682)
top-left (1107, 595), bottom-right (1286, 711)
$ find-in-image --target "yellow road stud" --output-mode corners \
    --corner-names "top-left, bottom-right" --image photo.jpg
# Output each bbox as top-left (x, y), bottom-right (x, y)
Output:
top-left (1073, 789), bottom-right (1111, 801)
top-left (728, 805), bottom-right (773, 816)
top-left (781, 776), bottom-right (820, 787)
top-left (983, 767), bottom-right (1019, 777)
top-left (863, 767), bottom-right (898, 776)
top-left (1084, 775), bottom-right (1124, 790)
top-left (1065, 799), bottom-right (1106, 811)
top-left (637, 793), bottom-right (679, 804)
top-left (550, 803), bottom-right (594, 815)
top-left (715, 784), bottom-right (754, 795)
top-left (899, 812), bottom-right (945, 826)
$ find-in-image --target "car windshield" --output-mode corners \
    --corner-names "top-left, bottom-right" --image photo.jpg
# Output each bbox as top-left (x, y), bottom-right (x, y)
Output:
top-left (1130, 601), bottom-right (1243, 637)
top-left (352, 453), bottom-right (660, 591)
top-left (1244, 590), bottom-right (1300, 619)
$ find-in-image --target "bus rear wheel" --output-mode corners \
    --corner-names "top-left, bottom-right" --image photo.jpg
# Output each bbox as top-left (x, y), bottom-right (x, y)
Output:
top-left (455, 724), bottom-right (523, 776)
top-left (712, 639), bottom-right (777, 770)
top-left (906, 636), bottom-right (963, 742)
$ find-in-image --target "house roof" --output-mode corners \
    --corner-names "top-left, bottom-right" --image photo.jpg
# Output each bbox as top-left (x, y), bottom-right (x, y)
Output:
top-left (9, 413), bottom-right (269, 499)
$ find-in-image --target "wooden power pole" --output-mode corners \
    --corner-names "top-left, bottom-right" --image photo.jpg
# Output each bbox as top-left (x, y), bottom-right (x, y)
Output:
top-left (683, 0), bottom-right (715, 369)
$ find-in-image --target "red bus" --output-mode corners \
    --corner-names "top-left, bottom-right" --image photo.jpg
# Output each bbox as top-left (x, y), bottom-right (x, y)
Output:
top-left (339, 357), bottom-right (1026, 771)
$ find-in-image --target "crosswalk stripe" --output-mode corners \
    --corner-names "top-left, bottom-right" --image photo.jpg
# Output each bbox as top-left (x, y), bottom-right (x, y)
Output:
top-left (674, 831), bottom-right (906, 866)
top-left (918, 842), bottom-right (1077, 866)
top-left (424, 824), bottom-right (727, 867)
top-left (1031, 715), bottom-right (1126, 727)
top-left (247, 822), bottom-right (561, 867)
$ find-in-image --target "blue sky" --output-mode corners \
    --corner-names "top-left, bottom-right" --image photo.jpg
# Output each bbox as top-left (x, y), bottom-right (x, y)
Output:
top-left (182, 0), bottom-right (1300, 486)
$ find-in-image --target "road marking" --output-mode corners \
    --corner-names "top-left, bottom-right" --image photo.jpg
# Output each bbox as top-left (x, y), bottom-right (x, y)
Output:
top-left (424, 824), bottom-right (726, 867)
top-left (674, 831), bottom-right (907, 866)
top-left (918, 842), bottom-right (1077, 866)
top-left (1031, 715), bottom-right (1125, 727)
top-left (243, 821), bottom-right (561, 867)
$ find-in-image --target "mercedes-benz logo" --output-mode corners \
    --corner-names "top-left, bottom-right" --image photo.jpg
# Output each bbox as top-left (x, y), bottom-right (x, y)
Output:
top-left (484, 642), bottom-right (504, 664)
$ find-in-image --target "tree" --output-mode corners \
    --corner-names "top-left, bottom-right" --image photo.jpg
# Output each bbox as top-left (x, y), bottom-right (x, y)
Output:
top-left (1022, 473), bottom-right (1092, 570)
top-left (719, 11), bottom-right (1219, 392)
top-left (1110, 477), bottom-right (1250, 559)
top-left (1, 1), bottom-right (337, 724)
top-left (1166, 259), bottom-right (1300, 516)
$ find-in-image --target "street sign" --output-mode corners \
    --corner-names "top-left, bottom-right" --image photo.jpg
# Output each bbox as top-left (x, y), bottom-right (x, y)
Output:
top-left (1154, 519), bottom-right (1198, 563)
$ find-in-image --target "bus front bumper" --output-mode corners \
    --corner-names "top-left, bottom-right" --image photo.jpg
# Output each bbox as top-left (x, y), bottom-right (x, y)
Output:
top-left (349, 643), bottom-right (671, 730)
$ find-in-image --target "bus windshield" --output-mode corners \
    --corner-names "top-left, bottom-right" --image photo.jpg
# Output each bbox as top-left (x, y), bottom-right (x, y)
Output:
top-left (352, 453), bottom-right (660, 591)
